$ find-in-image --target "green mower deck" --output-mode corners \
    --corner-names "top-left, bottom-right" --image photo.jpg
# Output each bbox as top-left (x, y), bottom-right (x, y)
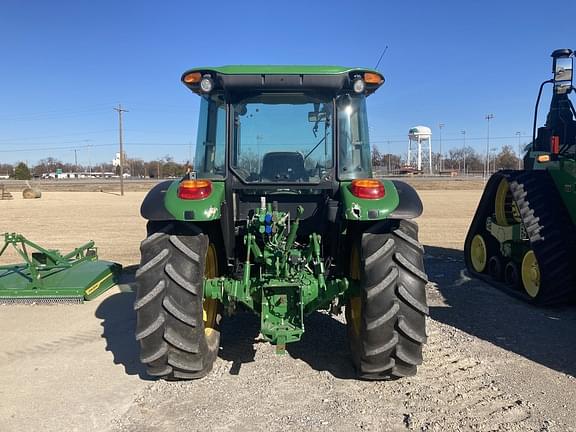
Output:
top-left (0, 233), bottom-right (121, 304)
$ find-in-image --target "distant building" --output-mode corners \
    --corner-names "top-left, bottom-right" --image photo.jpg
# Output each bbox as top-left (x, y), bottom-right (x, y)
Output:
top-left (41, 171), bottom-right (119, 179)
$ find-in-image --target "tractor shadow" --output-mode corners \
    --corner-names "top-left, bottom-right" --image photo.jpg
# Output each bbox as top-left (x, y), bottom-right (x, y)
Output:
top-left (218, 311), bottom-right (260, 374)
top-left (425, 245), bottom-right (576, 378)
top-left (218, 309), bottom-right (355, 379)
top-left (94, 265), bottom-right (154, 380)
top-left (287, 312), bottom-right (356, 379)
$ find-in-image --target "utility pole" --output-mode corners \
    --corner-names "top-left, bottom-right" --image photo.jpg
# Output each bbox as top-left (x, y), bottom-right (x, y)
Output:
top-left (438, 123), bottom-right (445, 173)
top-left (387, 140), bottom-right (391, 174)
top-left (485, 114), bottom-right (494, 179)
top-left (74, 149), bottom-right (78, 172)
top-left (113, 104), bottom-right (128, 196)
top-left (516, 131), bottom-right (522, 169)
top-left (461, 130), bottom-right (467, 175)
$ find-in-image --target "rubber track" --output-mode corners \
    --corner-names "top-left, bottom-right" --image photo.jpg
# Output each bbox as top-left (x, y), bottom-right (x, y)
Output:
top-left (135, 224), bottom-right (219, 379)
top-left (353, 219), bottom-right (429, 380)
top-left (464, 170), bottom-right (576, 305)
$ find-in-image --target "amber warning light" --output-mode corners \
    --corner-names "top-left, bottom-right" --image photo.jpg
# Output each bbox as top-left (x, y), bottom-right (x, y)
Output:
top-left (364, 72), bottom-right (384, 85)
top-left (351, 179), bottom-right (385, 199)
top-left (183, 72), bottom-right (202, 84)
top-left (178, 180), bottom-right (212, 200)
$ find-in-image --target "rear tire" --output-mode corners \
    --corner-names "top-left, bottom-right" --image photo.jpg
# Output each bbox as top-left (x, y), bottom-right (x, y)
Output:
top-left (135, 222), bottom-right (220, 380)
top-left (346, 220), bottom-right (429, 380)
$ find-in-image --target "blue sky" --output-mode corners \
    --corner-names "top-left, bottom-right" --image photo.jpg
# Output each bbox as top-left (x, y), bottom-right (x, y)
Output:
top-left (0, 0), bottom-right (574, 166)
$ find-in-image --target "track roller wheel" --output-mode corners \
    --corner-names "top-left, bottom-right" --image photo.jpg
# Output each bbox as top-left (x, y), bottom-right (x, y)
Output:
top-left (521, 250), bottom-right (541, 299)
top-left (504, 261), bottom-right (521, 289)
top-left (135, 222), bottom-right (221, 380)
top-left (469, 234), bottom-right (488, 273)
top-left (346, 219), bottom-right (428, 380)
top-left (488, 256), bottom-right (504, 281)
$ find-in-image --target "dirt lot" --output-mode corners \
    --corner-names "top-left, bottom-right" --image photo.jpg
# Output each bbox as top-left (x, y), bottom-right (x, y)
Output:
top-left (1, 187), bottom-right (576, 432)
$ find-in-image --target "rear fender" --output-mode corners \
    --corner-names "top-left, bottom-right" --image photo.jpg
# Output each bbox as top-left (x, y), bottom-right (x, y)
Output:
top-left (140, 180), bottom-right (225, 222)
top-left (340, 179), bottom-right (422, 221)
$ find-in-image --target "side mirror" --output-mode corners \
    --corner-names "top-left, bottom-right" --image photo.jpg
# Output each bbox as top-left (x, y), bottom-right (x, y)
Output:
top-left (308, 112), bottom-right (327, 123)
top-left (552, 50), bottom-right (573, 94)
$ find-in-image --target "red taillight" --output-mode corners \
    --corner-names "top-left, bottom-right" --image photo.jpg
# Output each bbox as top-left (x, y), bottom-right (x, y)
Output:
top-left (551, 136), bottom-right (560, 154)
top-left (350, 179), bottom-right (385, 199)
top-left (177, 180), bottom-right (212, 200)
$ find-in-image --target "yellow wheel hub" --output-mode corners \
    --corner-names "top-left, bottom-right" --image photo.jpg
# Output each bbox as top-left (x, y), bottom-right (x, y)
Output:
top-left (348, 245), bottom-right (362, 337)
top-left (495, 178), bottom-right (522, 226)
top-left (203, 243), bottom-right (219, 336)
top-left (470, 234), bottom-right (487, 273)
top-left (521, 250), bottom-right (541, 298)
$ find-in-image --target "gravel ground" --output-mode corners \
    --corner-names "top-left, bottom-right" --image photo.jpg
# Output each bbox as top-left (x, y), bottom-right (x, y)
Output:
top-left (1, 190), bottom-right (576, 431)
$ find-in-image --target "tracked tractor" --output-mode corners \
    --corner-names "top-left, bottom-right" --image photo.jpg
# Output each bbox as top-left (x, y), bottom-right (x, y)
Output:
top-left (465, 49), bottom-right (576, 305)
top-left (135, 66), bottom-right (428, 380)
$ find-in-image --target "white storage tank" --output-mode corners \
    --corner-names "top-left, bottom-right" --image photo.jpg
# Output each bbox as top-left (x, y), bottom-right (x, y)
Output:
top-left (408, 126), bottom-right (432, 173)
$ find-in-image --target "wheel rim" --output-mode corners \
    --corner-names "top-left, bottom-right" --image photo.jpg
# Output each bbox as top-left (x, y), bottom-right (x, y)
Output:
top-left (521, 250), bottom-right (541, 298)
top-left (203, 243), bottom-right (219, 336)
top-left (348, 245), bottom-right (362, 337)
top-left (470, 234), bottom-right (487, 273)
top-left (495, 178), bottom-right (522, 226)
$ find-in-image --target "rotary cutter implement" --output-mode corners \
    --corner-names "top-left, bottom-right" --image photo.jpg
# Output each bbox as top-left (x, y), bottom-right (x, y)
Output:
top-left (0, 233), bottom-right (121, 304)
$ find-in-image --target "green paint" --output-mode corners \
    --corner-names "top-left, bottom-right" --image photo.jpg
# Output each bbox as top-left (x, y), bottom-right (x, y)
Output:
top-left (0, 233), bottom-right (121, 302)
top-left (183, 65), bottom-right (381, 76)
top-left (164, 180), bottom-right (225, 221)
top-left (339, 180), bottom-right (400, 220)
top-left (547, 157), bottom-right (576, 225)
top-left (203, 205), bottom-right (349, 348)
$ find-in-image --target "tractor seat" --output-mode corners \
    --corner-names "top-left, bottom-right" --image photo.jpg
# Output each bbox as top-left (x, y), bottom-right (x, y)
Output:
top-left (260, 152), bottom-right (309, 182)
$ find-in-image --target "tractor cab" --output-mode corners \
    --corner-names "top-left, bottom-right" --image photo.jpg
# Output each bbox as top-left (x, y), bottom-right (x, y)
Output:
top-left (530, 49), bottom-right (576, 165)
top-left (180, 66), bottom-right (387, 250)
top-left (183, 66), bottom-right (384, 189)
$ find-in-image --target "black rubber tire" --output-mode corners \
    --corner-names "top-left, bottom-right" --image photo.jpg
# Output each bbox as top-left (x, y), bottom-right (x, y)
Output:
top-left (134, 222), bottom-right (220, 380)
top-left (347, 219), bottom-right (429, 380)
top-left (488, 256), bottom-right (504, 281)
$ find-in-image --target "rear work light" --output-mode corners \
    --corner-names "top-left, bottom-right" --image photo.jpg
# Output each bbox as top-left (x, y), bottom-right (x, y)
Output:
top-left (178, 179), bottom-right (212, 200)
top-left (351, 179), bottom-right (385, 199)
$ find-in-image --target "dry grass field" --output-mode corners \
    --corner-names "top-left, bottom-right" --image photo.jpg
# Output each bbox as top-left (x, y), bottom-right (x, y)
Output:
top-left (1, 184), bottom-right (575, 432)
top-left (0, 186), bottom-right (482, 266)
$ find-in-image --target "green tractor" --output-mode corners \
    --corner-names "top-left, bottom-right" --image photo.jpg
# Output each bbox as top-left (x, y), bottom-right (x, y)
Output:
top-left (135, 65), bottom-right (428, 380)
top-left (465, 49), bottom-right (576, 305)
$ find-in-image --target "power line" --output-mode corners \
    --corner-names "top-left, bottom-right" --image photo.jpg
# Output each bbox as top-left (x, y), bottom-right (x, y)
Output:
top-left (0, 143), bottom-right (115, 153)
top-left (0, 129), bottom-right (116, 143)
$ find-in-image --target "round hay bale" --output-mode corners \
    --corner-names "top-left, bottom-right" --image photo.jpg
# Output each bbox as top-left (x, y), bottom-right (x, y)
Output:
top-left (22, 188), bottom-right (42, 199)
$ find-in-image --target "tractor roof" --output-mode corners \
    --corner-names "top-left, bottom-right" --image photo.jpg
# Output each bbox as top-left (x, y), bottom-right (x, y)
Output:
top-left (183, 65), bottom-right (378, 75)
top-left (181, 65), bottom-right (385, 96)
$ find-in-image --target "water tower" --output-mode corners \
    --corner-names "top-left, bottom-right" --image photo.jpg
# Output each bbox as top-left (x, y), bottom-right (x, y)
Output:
top-left (408, 126), bottom-right (432, 174)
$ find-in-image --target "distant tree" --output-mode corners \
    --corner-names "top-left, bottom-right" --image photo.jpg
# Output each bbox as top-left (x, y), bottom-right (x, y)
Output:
top-left (0, 163), bottom-right (14, 177)
top-left (34, 157), bottom-right (64, 176)
top-left (494, 145), bottom-right (520, 170)
top-left (238, 150), bottom-right (260, 173)
top-left (13, 162), bottom-right (31, 180)
top-left (371, 145), bottom-right (383, 167)
top-left (446, 146), bottom-right (483, 173)
top-left (129, 158), bottom-right (146, 177)
top-left (380, 153), bottom-right (401, 173)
